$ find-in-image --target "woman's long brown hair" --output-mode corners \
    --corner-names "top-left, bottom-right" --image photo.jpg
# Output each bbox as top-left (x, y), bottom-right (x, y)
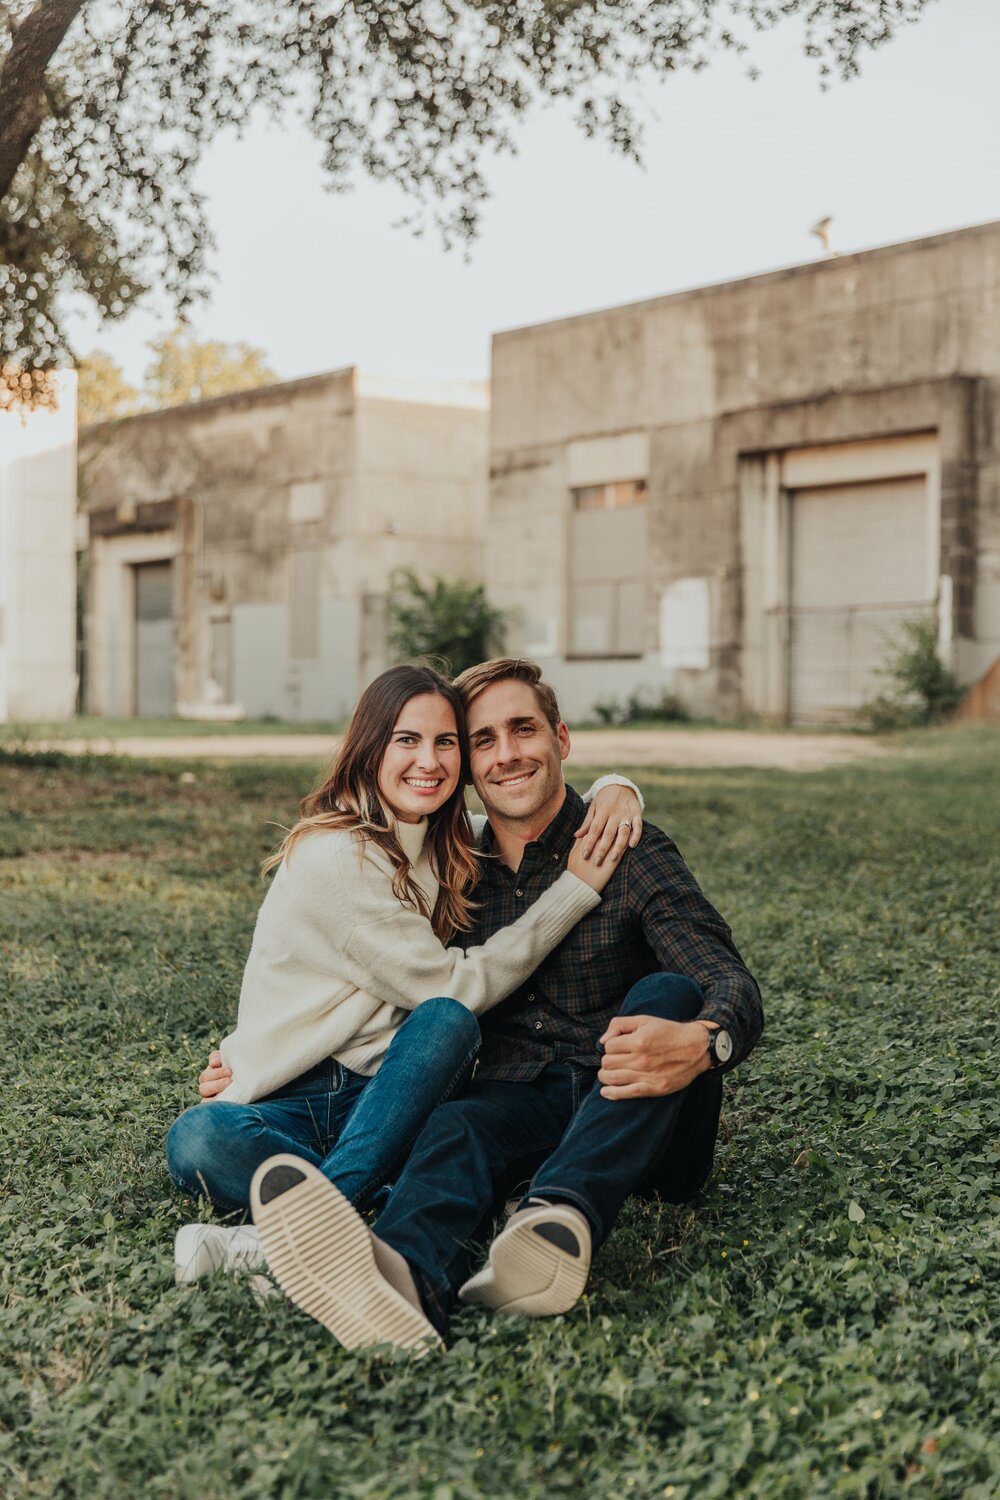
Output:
top-left (261, 664), bottom-right (479, 941)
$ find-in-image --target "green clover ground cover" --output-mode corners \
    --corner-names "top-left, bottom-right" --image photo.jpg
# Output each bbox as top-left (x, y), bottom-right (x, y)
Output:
top-left (1, 734), bottom-right (997, 1499)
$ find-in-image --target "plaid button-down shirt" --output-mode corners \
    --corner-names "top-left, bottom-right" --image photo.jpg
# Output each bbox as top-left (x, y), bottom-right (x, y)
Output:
top-left (468, 785), bottom-right (763, 1082)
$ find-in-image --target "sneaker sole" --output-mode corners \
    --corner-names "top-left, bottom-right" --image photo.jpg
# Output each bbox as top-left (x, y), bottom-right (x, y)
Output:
top-left (250, 1155), bottom-right (442, 1354)
top-left (459, 1205), bottom-right (590, 1316)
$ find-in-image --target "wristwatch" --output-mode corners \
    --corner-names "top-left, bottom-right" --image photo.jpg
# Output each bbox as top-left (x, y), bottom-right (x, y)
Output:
top-left (706, 1027), bottom-right (734, 1069)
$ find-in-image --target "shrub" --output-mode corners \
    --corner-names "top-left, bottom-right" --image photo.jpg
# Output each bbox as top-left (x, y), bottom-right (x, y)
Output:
top-left (862, 615), bottom-right (964, 729)
top-left (592, 696), bottom-right (625, 726)
top-left (625, 688), bottom-right (690, 723)
top-left (590, 688), bottom-right (690, 726)
top-left (387, 570), bottom-right (507, 677)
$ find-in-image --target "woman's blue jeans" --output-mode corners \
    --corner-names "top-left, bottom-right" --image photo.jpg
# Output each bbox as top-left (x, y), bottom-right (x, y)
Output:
top-left (165, 996), bottom-right (480, 1214)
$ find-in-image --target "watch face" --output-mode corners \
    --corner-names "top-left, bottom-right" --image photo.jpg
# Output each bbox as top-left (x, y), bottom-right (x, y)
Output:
top-left (714, 1029), bottom-right (734, 1064)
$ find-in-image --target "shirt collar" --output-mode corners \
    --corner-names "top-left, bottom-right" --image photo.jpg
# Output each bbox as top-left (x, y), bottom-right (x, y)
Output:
top-left (477, 784), bottom-right (586, 875)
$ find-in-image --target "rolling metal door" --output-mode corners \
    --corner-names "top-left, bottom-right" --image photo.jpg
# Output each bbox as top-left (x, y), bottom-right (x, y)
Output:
top-left (789, 476), bottom-right (931, 722)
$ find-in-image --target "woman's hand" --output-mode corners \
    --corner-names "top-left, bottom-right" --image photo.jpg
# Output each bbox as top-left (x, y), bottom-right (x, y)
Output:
top-left (567, 834), bottom-right (625, 892)
top-left (575, 783), bottom-right (643, 864)
top-left (198, 1050), bottom-right (232, 1100)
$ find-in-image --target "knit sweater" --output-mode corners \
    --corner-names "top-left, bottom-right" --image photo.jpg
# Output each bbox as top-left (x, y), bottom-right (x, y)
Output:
top-left (217, 805), bottom-right (617, 1105)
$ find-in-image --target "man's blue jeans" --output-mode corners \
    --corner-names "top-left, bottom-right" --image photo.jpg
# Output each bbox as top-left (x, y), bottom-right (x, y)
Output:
top-left (374, 973), bottom-right (723, 1335)
top-left (165, 996), bottom-right (481, 1213)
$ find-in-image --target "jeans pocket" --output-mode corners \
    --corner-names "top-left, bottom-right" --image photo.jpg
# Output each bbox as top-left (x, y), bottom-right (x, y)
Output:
top-left (327, 1063), bottom-right (369, 1146)
top-left (333, 1061), bottom-right (367, 1094)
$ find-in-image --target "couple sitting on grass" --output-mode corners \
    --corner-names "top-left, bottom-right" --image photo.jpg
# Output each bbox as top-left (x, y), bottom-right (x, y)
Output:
top-left (167, 656), bottom-right (763, 1352)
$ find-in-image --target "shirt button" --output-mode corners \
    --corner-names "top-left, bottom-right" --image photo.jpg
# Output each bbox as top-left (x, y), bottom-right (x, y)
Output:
top-left (515, 888), bottom-right (524, 897)
top-left (527, 993), bottom-right (535, 1003)
top-left (534, 1020), bottom-right (543, 1031)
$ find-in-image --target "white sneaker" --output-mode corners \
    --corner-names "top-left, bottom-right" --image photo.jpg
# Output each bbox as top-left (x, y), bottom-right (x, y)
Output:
top-left (174, 1223), bottom-right (266, 1285)
top-left (458, 1201), bottom-right (591, 1317)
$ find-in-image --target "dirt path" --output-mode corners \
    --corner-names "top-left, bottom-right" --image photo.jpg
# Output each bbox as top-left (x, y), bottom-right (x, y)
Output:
top-left (44, 728), bottom-right (891, 771)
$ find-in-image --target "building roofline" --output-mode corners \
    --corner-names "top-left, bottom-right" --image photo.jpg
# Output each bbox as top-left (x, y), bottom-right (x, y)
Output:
top-left (493, 218), bottom-right (1000, 344)
top-left (80, 366), bottom-right (358, 435)
top-left (80, 363), bottom-right (490, 435)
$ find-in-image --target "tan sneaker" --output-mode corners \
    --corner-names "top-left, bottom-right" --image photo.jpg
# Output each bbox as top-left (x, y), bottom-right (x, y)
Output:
top-left (458, 1201), bottom-right (591, 1316)
top-left (250, 1155), bottom-right (442, 1355)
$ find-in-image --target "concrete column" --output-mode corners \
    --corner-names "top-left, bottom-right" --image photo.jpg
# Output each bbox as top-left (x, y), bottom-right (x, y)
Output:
top-left (0, 375), bottom-right (78, 721)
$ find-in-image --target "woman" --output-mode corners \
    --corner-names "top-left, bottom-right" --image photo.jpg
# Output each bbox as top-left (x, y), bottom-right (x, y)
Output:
top-left (167, 663), bottom-right (641, 1281)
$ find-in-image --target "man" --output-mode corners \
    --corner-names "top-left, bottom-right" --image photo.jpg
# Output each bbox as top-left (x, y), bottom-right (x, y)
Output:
top-left (251, 658), bottom-right (763, 1351)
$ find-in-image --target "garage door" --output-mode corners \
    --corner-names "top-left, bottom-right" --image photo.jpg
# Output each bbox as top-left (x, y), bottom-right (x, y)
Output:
top-left (789, 476), bottom-right (932, 722)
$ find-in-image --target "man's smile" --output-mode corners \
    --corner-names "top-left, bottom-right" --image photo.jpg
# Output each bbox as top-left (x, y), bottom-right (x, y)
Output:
top-left (490, 768), bottom-right (538, 788)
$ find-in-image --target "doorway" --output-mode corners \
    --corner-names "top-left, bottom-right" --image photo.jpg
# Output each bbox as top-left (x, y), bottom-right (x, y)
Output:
top-left (134, 561), bottom-right (174, 716)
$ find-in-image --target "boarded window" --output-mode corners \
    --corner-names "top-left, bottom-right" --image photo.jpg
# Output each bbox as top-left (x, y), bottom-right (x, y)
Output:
top-left (134, 561), bottom-right (174, 716)
top-left (288, 481), bottom-right (325, 524)
top-left (568, 481), bottom-right (647, 657)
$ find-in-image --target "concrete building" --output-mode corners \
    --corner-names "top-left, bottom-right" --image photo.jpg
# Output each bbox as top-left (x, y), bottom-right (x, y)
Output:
top-left (78, 368), bottom-right (488, 719)
top-left (488, 221), bottom-right (1000, 722)
top-left (0, 374), bottom-right (79, 722)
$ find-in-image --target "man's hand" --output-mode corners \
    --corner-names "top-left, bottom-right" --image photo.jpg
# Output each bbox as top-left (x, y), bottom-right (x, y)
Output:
top-left (198, 1050), bottom-right (232, 1100)
top-left (597, 1015), bottom-right (715, 1099)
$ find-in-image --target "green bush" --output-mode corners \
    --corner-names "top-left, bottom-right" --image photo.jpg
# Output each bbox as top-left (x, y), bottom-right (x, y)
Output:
top-left (863, 615), bottom-right (964, 728)
top-left (387, 569), bottom-right (507, 677)
top-left (591, 687), bottom-right (690, 726)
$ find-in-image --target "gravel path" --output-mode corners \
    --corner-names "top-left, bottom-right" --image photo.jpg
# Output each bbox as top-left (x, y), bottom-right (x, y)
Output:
top-left (43, 728), bottom-right (890, 771)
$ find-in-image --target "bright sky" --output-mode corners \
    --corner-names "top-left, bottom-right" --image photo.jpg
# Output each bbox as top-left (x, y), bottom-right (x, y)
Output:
top-left (70, 0), bottom-right (1000, 390)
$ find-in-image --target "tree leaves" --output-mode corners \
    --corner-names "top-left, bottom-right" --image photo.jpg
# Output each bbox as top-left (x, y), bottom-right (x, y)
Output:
top-left (1, 0), bottom-right (933, 402)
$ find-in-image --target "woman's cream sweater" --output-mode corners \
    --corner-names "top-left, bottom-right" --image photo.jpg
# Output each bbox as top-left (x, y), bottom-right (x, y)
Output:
top-left (216, 814), bottom-right (602, 1104)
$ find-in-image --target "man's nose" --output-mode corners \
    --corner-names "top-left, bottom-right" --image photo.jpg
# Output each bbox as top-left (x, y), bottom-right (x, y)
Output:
top-left (493, 733), bottom-right (521, 765)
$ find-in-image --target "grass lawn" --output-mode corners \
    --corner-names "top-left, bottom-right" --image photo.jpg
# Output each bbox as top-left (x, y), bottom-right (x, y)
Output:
top-left (1, 733), bottom-right (997, 1499)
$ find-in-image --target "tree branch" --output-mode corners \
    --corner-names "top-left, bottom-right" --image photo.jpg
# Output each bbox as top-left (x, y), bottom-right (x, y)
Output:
top-left (0, 0), bottom-right (85, 201)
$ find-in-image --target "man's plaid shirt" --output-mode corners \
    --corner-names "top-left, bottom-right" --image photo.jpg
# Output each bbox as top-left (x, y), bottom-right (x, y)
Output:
top-left (467, 785), bottom-right (763, 1082)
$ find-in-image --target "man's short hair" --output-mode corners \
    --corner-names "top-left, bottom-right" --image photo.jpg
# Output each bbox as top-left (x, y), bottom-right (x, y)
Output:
top-left (453, 657), bottom-right (562, 731)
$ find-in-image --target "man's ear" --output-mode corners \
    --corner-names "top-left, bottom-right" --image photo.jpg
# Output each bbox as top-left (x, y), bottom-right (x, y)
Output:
top-left (556, 721), bottom-right (571, 762)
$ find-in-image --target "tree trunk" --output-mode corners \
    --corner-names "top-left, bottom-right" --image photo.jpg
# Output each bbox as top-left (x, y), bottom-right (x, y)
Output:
top-left (0, 0), bottom-right (86, 202)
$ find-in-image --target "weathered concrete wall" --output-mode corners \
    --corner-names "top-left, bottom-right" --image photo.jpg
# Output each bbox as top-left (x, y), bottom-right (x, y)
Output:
top-left (354, 394), bottom-right (487, 593)
top-left (490, 221), bottom-right (1000, 720)
top-left (78, 369), bottom-right (488, 720)
top-left (80, 369), bottom-right (358, 718)
top-left (0, 375), bottom-right (78, 721)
